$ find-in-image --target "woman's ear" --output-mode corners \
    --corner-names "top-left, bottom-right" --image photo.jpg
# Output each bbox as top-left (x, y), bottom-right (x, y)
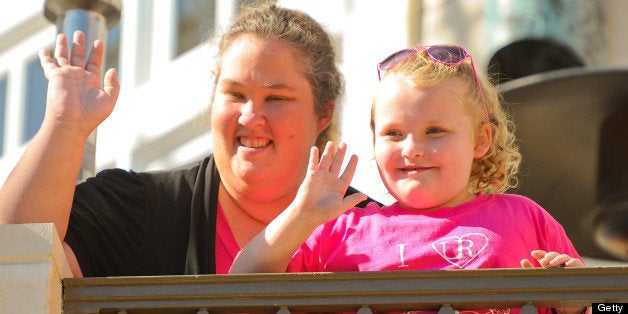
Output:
top-left (317, 101), bottom-right (335, 132)
top-left (473, 122), bottom-right (492, 158)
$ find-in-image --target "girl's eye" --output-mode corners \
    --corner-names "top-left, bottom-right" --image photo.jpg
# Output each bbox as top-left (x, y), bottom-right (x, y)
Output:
top-left (426, 127), bottom-right (445, 135)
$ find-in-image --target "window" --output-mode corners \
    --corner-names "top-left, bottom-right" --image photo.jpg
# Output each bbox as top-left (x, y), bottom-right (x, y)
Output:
top-left (134, 0), bottom-right (152, 85)
top-left (22, 57), bottom-right (47, 144)
top-left (0, 76), bottom-right (7, 155)
top-left (105, 24), bottom-right (121, 80)
top-left (174, 0), bottom-right (216, 58)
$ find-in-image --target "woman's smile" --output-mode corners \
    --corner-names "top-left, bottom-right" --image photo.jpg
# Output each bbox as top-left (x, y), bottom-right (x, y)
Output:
top-left (238, 136), bottom-right (272, 149)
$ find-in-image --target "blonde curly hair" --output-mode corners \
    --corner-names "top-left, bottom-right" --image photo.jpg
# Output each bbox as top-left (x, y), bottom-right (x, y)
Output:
top-left (371, 47), bottom-right (521, 194)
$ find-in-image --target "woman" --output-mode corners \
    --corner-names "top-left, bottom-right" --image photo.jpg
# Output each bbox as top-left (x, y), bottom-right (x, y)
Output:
top-left (0, 2), bottom-right (375, 277)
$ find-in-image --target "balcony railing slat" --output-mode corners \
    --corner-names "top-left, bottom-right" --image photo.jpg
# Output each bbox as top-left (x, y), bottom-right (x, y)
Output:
top-left (62, 266), bottom-right (628, 313)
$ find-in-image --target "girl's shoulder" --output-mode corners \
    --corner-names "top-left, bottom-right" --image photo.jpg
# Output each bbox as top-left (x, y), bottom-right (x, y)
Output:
top-left (481, 193), bottom-right (552, 219)
top-left (483, 193), bottom-right (540, 206)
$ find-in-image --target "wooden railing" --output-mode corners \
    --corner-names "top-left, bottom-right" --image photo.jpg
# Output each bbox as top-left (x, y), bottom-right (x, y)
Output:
top-left (62, 266), bottom-right (628, 313)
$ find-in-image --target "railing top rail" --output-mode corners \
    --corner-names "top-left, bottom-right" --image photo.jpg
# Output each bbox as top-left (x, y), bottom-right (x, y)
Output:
top-left (63, 266), bottom-right (628, 313)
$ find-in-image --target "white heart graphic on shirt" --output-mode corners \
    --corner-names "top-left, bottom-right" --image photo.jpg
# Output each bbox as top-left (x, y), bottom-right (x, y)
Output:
top-left (432, 233), bottom-right (488, 268)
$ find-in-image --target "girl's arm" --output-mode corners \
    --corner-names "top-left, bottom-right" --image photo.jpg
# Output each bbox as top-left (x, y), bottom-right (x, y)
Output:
top-left (229, 142), bottom-right (366, 273)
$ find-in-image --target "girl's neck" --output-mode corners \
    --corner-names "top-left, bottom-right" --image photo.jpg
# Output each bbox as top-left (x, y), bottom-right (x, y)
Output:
top-left (399, 191), bottom-right (478, 212)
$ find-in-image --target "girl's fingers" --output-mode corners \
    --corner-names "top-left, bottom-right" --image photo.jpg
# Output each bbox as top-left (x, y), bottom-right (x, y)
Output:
top-left (339, 154), bottom-right (358, 186)
top-left (539, 251), bottom-right (560, 266)
top-left (318, 141), bottom-right (335, 171)
top-left (314, 142), bottom-right (358, 186)
top-left (525, 250), bottom-right (583, 268)
top-left (530, 249), bottom-right (547, 259)
top-left (343, 191), bottom-right (367, 208)
top-left (564, 258), bottom-right (584, 267)
top-left (520, 259), bottom-right (534, 268)
top-left (329, 142), bottom-right (347, 175)
top-left (308, 146), bottom-right (320, 172)
top-left (549, 254), bottom-right (579, 267)
top-left (540, 251), bottom-right (582, 268)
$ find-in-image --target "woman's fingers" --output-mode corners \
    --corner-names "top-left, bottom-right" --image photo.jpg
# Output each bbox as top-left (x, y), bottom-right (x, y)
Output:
top-left (54, 33), bottom-right (71, 67)
top-left (38, 49), bottom-right (57, 79)
top-left (102, 68), bottom-right (121, 103)
top-left (85, 38), bottom-right (104, 75)
top-left (44, 31), bottom-right (102, 74)
top-left (70, 30), bottom-right (86, 68)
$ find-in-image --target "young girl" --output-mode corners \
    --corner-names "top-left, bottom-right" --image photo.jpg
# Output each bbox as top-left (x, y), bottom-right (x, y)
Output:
top-left (230, 44), bottom-right (585, 313)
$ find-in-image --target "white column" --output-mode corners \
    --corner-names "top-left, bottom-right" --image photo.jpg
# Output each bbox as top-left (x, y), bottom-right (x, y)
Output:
top-left (0, 223), bottom-right (73, 314)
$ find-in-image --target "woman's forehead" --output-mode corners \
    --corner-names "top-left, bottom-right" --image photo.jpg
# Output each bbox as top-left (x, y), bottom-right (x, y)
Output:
top-left (218, 37), bottom-right (305, 81)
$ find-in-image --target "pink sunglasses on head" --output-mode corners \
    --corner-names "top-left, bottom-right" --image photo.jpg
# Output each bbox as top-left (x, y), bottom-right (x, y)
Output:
top-left (377, 44), bottom-right (489, 120)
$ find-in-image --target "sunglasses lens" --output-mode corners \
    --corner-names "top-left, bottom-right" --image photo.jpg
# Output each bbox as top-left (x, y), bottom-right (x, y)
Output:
top-left (378, 48), bottom-right (417, 72)
top-left (427, 45), bottom-right (467, 64)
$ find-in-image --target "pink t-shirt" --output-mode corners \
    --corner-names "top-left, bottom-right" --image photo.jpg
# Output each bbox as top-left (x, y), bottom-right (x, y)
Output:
top-left (215, 202), bottom-right (241, 274)
top-left (287, 193), bottom-right (581, 314)
top-left (289, 193), bottom-right (580, 271)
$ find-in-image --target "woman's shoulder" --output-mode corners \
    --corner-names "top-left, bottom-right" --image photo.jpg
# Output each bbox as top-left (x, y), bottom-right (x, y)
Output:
top-left (82, 155), bottom-right (217, 197)
top-left (93, 155), bottom-right (213, 179)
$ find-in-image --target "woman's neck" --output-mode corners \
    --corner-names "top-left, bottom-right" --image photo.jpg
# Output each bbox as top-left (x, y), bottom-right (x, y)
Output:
top-left (218, 183), bottom-right (294, 248)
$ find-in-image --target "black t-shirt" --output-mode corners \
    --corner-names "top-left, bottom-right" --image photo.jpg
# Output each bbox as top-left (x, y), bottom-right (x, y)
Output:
top-left (65, 154), bottom-right (378, 277)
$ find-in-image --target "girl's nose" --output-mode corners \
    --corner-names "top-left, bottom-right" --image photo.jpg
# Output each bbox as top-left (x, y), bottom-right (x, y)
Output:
top-left (401, 135), bottom-right (424, 159)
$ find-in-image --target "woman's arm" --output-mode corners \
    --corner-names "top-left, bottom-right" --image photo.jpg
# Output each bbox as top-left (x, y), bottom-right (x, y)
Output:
top-left (0, 31), bottom-right (119, 276)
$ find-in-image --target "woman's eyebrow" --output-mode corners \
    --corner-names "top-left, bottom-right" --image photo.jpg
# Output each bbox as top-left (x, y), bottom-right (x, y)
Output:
top-left (262, 82), bottom-right (297, 91)
top-left (218, 79), bottom-right (296, 91)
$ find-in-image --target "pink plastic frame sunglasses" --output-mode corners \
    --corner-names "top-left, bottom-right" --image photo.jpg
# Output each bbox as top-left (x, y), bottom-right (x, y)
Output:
top-left (377, 44), bottom-right (489, 120)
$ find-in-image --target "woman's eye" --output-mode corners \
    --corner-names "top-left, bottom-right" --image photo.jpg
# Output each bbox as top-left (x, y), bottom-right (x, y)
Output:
top-left (267, 95), bottom-right (289, 102)
top-left (223, 91), bottom-right (244, 100)
top-left (384, 129), bottom-right (402, 137)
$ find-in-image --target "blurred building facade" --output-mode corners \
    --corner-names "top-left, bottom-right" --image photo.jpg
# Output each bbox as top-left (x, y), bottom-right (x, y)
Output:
top-left (1, 0), bottom-right (627, 262)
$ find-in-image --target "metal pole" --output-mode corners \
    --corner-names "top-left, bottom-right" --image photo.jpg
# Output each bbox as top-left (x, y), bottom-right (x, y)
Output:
top-left (42, 0), bottom-right (122, 183)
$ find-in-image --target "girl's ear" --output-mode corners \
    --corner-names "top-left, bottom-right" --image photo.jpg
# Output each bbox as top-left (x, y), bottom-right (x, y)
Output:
top-left (473, 122), bottom-right (492, 158)
top-left (317, 101), bottom-right (335, 133)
